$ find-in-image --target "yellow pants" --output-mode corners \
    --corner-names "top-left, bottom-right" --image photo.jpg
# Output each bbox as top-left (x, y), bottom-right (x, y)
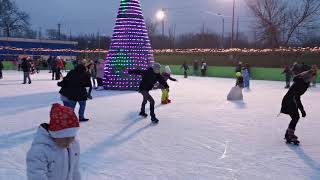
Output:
top-left (161, 89), bottom-right (169, 102)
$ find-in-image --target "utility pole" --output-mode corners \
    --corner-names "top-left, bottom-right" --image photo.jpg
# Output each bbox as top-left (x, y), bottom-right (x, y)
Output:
top-left (236, 16), bottom-right (239, 43)
top-left (231, 0), bottom-right (236, 48)
top-left (98, 30), bottom-right (101, 59)
top-left (38, 27), bottom-right (42, 40)
top-left (222, 18), bottom-right (225, 48)
top-left (57, 23), bottom-right (61, 40)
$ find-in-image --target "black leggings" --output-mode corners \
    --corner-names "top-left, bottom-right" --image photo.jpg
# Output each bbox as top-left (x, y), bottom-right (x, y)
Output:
top-left (0, 69), bottom-right (2, 78)
top-left (140, 91), bottom-right (155, 118)
top-left (289, 112), bottom-right (300, 130)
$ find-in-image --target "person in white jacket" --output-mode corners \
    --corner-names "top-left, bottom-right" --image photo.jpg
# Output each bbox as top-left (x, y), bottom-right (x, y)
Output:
top-left (26, 103), bottom-right (81, 180)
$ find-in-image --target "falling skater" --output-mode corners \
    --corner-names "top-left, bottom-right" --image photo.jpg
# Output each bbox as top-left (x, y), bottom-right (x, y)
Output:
top-left (160, 66), bottom-right (177, 104)
top-left (280, 68), bottom-right (317, 144)
top-left (129, 63), bottom-right (169, 124)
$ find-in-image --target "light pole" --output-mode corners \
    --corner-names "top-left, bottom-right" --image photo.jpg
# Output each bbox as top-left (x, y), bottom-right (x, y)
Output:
top-left (217, 13), bottom-right (225, 49)
top-left (156, 8), bottom-right (166, 37)
top-left (231, 0), bottom-right (236, 48)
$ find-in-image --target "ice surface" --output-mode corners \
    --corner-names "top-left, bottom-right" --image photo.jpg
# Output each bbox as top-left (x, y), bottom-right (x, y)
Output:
top-left (0, 71), bottom-right (319, 180)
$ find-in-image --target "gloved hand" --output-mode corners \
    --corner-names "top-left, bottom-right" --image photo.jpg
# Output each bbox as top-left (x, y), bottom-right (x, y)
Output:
top-left (301, 110), bottom-right (306, 118)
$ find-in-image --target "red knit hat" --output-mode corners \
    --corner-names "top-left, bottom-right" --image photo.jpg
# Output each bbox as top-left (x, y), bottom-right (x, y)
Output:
top-left (49, 103), bottom-right (80, 138)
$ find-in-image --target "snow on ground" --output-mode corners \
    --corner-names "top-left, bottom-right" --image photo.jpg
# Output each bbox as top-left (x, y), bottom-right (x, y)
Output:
top-left (0, 70), bottom-right (320, 180)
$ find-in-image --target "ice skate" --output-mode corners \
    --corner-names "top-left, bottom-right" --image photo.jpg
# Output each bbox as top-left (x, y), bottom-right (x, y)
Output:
top-left (285, 129), bottom-right (300, 145)
top-left (139, 112), bottom-right (148, 118)
top-left (151, 117), bottom-right (159, 124)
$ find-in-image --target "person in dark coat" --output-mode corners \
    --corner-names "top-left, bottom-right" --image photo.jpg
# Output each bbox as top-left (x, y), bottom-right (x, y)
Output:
top-left (282, 65), bottom-right (292, 88)
top-left (0, 61), bottom-right (3, 79)
top-left (181, 61), bottom-right (189, 78)
top-left (235, 61), bottom-right (243, 73)
top-left (193, 60), bottom-right (200, 76)
top-left (51, 57), bottom-right (58, 80)
top-left (58, 64), bottom-right (92, 122)
top-left (281, 69), bottom-right (316, 142)
top-left (47, 56), bottom-right (53, 72)
top-left (129, 63), bottom-right (169, 123)
top-left (291, 62), bottom-right (303, 76)
top-left (21, 57), bottom-right (32, 84)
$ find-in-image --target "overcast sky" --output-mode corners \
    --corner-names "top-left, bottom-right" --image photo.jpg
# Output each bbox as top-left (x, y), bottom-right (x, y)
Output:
top-left (14, 0), bottom-right (254, 36)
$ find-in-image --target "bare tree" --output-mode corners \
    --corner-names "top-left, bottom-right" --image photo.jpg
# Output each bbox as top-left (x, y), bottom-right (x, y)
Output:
top-left (145, 18), bottom-right (158, 38)
top-left (0, 0), bottom-right (30, 37)
top-left (246, 0), bottom-right (320, 47)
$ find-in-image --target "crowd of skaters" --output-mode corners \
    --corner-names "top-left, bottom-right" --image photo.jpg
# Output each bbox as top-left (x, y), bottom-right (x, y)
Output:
top-left (0, 55), bottom-right (319, 179)
top-left (282, 62), bottom-right (318, 88)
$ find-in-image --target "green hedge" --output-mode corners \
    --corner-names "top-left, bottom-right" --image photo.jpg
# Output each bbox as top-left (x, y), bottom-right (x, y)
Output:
top-left (161, 65), bottom-right (320, 82)
top-left (2, 61), bottom-right (319, 82)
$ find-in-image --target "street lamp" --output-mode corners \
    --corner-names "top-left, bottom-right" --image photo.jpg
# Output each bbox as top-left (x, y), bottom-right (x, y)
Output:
top-left (217, 13), bottom-right (225, 49)
top-left (156, 9), bottom-right (166, 37)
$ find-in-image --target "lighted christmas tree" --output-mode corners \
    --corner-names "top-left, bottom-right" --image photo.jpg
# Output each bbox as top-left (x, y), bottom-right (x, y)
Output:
top-left (103, 0), bottom-right (154, 90)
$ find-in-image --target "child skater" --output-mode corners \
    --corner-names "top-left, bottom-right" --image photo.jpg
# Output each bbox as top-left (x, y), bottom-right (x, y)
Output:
top-left (280, 68), bottom-right (317, 144)
top-left (242, 63), bottom-right (251, 89)
top-left (27, 103), bottom-right (81, 180)
top-left (227, 72), bottom-right (244, 101)
top-left (129, 63), bottom-right (169, 124)
top-left (160, 66), bottom-right (177, 104)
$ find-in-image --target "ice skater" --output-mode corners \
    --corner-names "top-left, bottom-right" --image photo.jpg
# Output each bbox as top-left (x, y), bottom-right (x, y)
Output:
top-left (227, 72), bottom-right (244, 101)
top-left (181, 61), bottom-right (189, 78)
top-left (0, 60), bottom-right (3, 79)
top-left (129, 63), bottom-right (169, 124)
top-left (282, 65), bottom-right (292, 88)
top-left (26, 103), bottom-right (81, 180)
top-left (160, 66), bottom-right (177, 104)
top-left (280, 68), bottom-right (317, 144)
top-left (242, 63), bottom-right (250, 89)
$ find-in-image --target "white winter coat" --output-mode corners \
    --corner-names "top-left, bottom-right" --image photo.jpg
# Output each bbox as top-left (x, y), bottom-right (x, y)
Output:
top-left (26, 124), bottom-right (81, 180)
top-left (227, 86), bottom-right (243, 101)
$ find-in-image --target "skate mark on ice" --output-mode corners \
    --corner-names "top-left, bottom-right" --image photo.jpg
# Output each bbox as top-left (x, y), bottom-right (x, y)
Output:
top-left (219, 141), bottom-right (229, 160)
top-left (185, 138), bottom-right (221, 153)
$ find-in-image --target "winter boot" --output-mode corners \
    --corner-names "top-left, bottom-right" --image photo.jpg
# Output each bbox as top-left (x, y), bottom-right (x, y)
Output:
top-left (139, 112), bottom-right (148, 117)
top-left (166, 99), bottom-right (171, 103)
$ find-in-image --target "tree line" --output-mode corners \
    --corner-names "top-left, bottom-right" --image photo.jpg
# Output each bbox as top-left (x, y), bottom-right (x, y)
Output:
top-left (1, 0), bottom-right (320, 49)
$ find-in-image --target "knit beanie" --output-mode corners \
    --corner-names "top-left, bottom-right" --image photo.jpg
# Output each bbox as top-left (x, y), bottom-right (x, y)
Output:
top-left (49, 104), bottom-right (80, 138)
top-left (152, 63), bottom-right (161, 71)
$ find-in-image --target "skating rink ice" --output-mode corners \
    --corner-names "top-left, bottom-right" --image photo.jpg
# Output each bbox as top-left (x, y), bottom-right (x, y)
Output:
top-left (0, 71), bottom-right (319, 180)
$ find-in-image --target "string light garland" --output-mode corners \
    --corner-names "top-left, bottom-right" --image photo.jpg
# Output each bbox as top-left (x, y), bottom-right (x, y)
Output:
top-left (103, 0), bottom-right (154, 90)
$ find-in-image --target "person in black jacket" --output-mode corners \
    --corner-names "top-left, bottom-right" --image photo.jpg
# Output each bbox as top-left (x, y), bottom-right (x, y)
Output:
top-left (281, 69), bottom-right (316, 142)
top-left (129, 63), bottom-right (169, 123)
top-left (282, 65), bottom-right (292, 88)
top-left (58, 64), bottom-right (92, 122)
top-left (21, 58), bottom-right (32, 84)
top-left (51, 57), bottom-right (58, 80)
top-left (0, 61), bottom-right (3, 79)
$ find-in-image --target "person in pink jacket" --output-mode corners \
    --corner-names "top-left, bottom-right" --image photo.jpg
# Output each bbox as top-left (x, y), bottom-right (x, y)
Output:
top-left (26, 103), bottom-right (81, 180)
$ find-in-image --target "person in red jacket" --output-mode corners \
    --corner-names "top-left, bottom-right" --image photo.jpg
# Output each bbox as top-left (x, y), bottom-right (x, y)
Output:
top-left (56, 56), bottom-right (65, 80)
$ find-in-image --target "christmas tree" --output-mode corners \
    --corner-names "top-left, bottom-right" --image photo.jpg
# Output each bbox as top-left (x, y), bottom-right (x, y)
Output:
top-left (103, 0), bottom-right (154, 90)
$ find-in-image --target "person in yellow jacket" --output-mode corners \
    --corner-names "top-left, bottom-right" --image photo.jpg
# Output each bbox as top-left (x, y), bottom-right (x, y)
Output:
top-left (160, 66), bottom-right (177, 104)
